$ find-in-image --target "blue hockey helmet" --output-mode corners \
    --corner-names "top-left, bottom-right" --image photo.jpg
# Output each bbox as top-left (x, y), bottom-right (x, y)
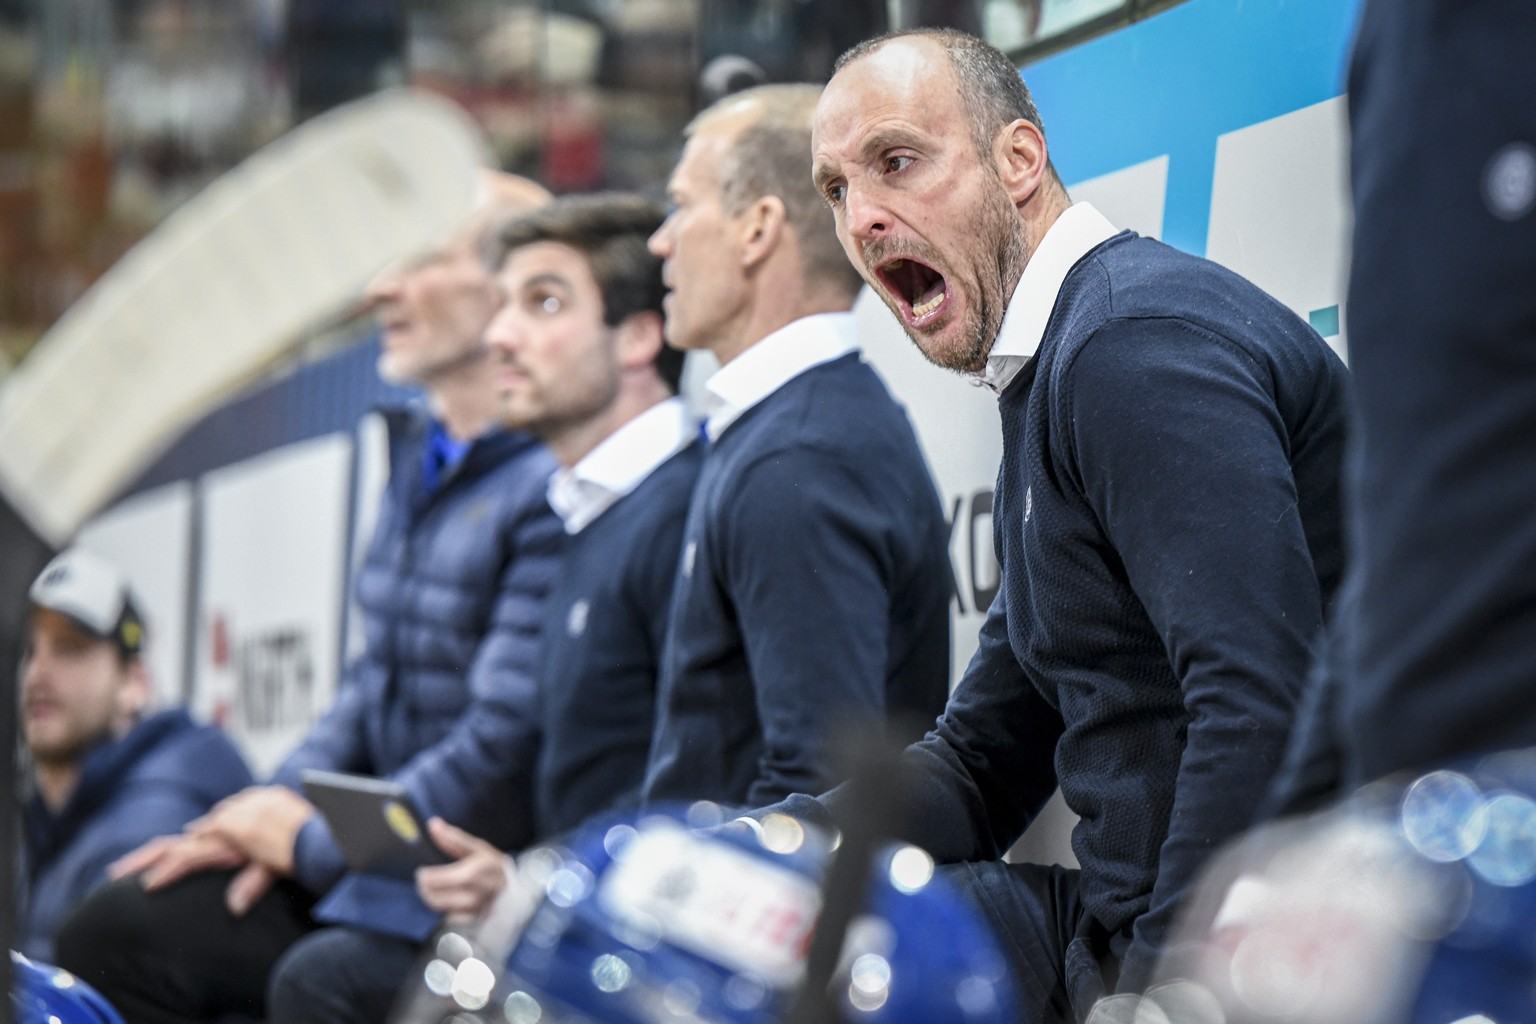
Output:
top-left (10, 952), bottom-right (125, 1024)
top-left (399, 803), bottom-right (1020, 1023)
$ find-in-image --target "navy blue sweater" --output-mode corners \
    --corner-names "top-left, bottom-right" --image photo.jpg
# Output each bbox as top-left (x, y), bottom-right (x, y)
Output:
top-left (1319, 0), bottom-right (1536, 785)
top-left (535, 442), bottom-right (703, 838)
top-left (643, 353), bottom-right (952, 809)
top-left (776, 234), bottom-right (1350, 992)
top-left (272, 409), bottom-right (563, 896)
top-left (21, 710), bottom-right (251, 961)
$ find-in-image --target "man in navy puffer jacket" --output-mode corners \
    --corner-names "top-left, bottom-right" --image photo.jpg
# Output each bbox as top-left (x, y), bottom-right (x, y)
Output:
top-left (54, 173), bottom-right (565, 1024)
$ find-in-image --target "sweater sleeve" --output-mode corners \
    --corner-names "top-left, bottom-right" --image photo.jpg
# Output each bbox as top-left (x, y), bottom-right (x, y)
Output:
top-left (1257, 630), bottom-right (1345, 821)
top-left (1063, 319), bottom-right (1324, 991)
top-left (824, 584), bottom-right (1063, 860)
top-left (290, 497), bottom-right (564, 892)
top-left (721, 447), bottom-right (896, 807)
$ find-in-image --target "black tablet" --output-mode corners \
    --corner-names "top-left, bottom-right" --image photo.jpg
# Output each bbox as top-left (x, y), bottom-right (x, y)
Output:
top-left (300, 769), bottom-right (451, 878)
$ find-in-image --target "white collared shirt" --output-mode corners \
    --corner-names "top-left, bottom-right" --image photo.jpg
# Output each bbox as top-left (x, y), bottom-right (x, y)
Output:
top-left (702, 312), bottom-right (859, 441)
top-left (547, 397), bottom-right (697, 535)
top-left (977, 202), bottom-right (1121, 395)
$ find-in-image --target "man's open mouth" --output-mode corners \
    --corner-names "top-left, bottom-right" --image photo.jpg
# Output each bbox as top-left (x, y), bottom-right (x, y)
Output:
top-left (876, 256), bottom-right (950, 325)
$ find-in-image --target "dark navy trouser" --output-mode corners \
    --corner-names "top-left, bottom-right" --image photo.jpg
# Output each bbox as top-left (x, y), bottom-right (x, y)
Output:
top-left (55, 869), bottom-right (315, 1024)
top-left (267, 926), bottom-right (420, 1024)
top-left (943, 861), bottom-right (1128, 1024)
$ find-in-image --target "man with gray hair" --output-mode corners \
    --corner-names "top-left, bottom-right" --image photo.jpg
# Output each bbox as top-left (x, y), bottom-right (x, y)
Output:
top-left (760, 29), bottom-right (1351, 1020)
top-left (642, 84), bottom-right (951, 811)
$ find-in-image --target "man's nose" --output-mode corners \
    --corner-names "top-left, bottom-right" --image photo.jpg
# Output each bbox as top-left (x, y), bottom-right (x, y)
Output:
top-left (483, 308), bottom-right (522, 354)
top-left (363, 262), bottom-right (404, 307)
top-left (647, 221), bottom-right (672, 258)
top-left (843, 185), bottom-right (891, 241)
top-left (19, 652), bottom-right (48, 693)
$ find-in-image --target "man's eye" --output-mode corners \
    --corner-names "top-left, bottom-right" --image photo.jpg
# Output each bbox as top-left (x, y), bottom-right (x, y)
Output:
top-left (538, 295), bottom-right (561, 314)
top-left (825, 184), bottom-right (847, 206)
top-left (884, 155), bottom-right (913, 174)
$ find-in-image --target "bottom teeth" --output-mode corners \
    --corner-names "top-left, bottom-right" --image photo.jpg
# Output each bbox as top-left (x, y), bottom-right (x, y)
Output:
top-left (912, 291), bottom-right (944, 317)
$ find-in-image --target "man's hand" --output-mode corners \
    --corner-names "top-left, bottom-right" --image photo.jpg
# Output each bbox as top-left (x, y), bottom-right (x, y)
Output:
top-left (191, 785), bottom-right (316, 875)
top-left (108, 832), bottom-right (248, 891)
top-left (416, 818), bottom-right (511, 921)
top-left (224, 862), bottom-right (279, 918)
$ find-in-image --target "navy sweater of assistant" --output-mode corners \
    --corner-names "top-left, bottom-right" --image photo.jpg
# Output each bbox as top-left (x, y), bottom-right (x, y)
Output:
top-left (778, 234), bottom-right (1351, 991)
top-left (1318, 0), bottom-right (1536, 784)
top-left (643, 352), bottom-right (952, 809)
top-left (535, 441), bottom-right (703, 839)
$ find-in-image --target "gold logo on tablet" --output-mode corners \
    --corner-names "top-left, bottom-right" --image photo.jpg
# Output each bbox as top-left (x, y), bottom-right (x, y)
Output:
top-left (383, 799), bottom-right (422, 844)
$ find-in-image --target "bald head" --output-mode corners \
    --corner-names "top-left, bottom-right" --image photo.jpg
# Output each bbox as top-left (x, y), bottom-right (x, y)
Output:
top-left (459, 170), bottom-right (554, 248)
top-left (834, 29), bottom-right (1054, 176)
top-left (368, 170), bottom-right (552, 395)
top-left (810, 29), bottom-right (1061, 375)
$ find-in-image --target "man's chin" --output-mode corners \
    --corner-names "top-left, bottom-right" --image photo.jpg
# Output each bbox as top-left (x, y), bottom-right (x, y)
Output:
top-left (376, 355), bottom-right (415, 386)
top-left (903, 322), bottom-right (989, 375)
top-left (25, 738), bottom-right (81, 767)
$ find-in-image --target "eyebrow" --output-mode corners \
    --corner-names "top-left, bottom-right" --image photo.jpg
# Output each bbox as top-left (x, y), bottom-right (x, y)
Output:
top-left (859, 127), bottom-right (922, 162)
top-left (811, 160), bottom-right (837, 191)
top-left (813, 127), bottom-right (923, 189)
top-left (517, 272), bottom-right (574, 294)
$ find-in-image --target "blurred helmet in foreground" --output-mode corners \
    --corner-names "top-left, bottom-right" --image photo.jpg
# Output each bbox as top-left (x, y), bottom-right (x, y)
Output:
top-left (1094, 750), bottom-right (1536, 1024)
top-left (397, 804), bottom-right (1019, 1024)
top-left (11, 952), bottom-right (125, 1024)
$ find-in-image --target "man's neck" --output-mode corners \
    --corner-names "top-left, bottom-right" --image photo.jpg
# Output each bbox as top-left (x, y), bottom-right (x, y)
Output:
top-left (713, 294), bottom-right (853, 367)
top-left (546, 376), bottom-right (673, 468)
top-left (34, 761), bottom-right (81, 814)
top-left (425, 355), bottom-right (503, 442)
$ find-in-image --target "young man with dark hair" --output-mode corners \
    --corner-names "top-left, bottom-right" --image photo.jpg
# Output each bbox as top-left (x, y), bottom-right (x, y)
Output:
top-left (265, 193), bottom-right (704, 1024)
top-left (642, 83), bottom-right (952, 810)
top-left (19, 548), bottom-right (251, 962)
top-left (771, 29), bottom-right (1351, 1020)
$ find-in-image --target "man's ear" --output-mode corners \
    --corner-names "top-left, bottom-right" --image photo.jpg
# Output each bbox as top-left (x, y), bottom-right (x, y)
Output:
top-left (995, 118), bottom-right (1052, 207)
top-left (615, 310), bottom-right (666, 371)
top-left (117, 657), bottom-right (152, 724)
top-left (738, 195), bottom-right (788, 271)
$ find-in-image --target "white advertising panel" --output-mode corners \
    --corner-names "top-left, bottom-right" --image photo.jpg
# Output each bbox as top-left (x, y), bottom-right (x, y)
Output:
top-left (1070, 155), bottom-right (1171, 242)
top-left (74, 481), bottom-right (194, 708)
top-left (193, 433), bottom-right (353, 777)
top-left (855, 290), bottom-right (1003, 685)
top-left (1207, 97), bottom-right (1352, 360)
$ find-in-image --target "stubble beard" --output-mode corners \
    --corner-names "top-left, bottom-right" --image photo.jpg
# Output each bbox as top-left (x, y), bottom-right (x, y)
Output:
top-left (946, 182), bottom-right (1029, 375)
top-left (25, 717), bottom-right (104, 768)
top-left (886, 181), bottom-right (1029, 375)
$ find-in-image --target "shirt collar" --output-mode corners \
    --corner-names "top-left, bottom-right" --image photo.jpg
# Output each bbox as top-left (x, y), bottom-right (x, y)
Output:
top-left (976, 202), bottom-right (1120, 395)
top-left (703, 312), bottom-right (859, 441)
top-left (546, 397), bottom-right (696, 534)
